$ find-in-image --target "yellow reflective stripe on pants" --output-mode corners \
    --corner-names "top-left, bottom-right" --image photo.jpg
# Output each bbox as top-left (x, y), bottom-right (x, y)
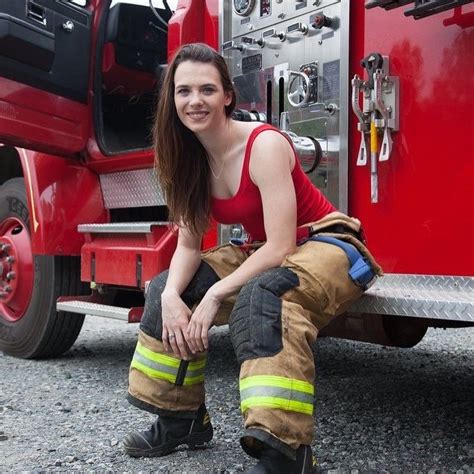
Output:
top-left (135, 341), bottom-right (179, 368)
top-left (136, 341), bottom-right (206, 371)
top-left (240, 375), bottom-right (314, 415)
top-left (131, 359), bottom-right (177, 384)
top-left (240, 375), bottom-right (314, 394)
top-left (131, 341), bottom-right (206, 385)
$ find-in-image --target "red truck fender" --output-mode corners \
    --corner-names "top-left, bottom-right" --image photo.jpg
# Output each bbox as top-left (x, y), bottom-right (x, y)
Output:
top-left (0, 145), bottom-right (108, 255)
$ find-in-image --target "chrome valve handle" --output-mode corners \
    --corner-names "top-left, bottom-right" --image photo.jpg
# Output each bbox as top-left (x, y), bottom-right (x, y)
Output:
top-left (287, 70), bottom-right (311, 108)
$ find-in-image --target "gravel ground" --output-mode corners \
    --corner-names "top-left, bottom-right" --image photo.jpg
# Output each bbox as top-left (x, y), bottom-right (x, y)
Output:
top-left (0, 318), bottom-right (473, 473)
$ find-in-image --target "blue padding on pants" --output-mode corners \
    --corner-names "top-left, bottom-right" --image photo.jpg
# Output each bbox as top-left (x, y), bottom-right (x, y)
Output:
top-left (309, 235), bottom-right (375, 290)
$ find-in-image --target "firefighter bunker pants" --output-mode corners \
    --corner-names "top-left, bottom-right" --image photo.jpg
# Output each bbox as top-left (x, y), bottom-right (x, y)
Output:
top-left (127, 214), bottom-right (381, 459)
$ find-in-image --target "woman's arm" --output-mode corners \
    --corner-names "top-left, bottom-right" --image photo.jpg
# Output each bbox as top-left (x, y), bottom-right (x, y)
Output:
top-left (161, 225), bottom-right (202, 359)
top-left (186, 131), bottom-right (297, 352)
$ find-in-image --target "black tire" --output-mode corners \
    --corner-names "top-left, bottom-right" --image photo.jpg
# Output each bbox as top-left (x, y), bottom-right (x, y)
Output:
top-left (0, 178), bottom-right (89, 359)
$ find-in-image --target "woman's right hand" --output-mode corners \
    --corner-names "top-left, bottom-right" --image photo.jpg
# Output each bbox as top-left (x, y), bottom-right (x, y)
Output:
top-left (161, 290), bottom-right (192, 360)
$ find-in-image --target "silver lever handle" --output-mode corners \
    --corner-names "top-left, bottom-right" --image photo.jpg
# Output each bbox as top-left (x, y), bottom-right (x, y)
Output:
top-left (222, 41), bottom-right (246, 53)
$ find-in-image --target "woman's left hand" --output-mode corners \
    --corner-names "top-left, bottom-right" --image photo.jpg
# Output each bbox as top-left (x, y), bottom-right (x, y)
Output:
top-left (185, 288), bottom-right (222, 353)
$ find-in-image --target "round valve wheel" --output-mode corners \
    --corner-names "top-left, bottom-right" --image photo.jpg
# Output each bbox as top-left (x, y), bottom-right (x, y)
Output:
top-left (287, 70), bottom-right (311, 108)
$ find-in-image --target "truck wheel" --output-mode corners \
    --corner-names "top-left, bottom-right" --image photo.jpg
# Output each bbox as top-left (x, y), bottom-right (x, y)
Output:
top-left (0, 178), bottom-right (88, 359)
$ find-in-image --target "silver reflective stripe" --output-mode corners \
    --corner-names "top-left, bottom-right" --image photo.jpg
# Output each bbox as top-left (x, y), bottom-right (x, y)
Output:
top-left (133, 352), bottom-right (178, 377)
top-left (240, 385), bottom-right (314, 405)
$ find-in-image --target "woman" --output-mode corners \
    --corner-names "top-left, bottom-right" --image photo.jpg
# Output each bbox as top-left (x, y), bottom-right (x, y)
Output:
top-left (123, 43), bottom-right (382, 473)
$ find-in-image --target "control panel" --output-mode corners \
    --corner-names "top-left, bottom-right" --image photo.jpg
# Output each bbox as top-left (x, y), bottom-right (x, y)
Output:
top-left (221, 0), bottom-right (349, 210)
top-left (229, 0), bottom-right (340, 38)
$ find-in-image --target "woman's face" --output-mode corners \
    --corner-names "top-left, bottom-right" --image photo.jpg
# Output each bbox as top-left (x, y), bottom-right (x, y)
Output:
top-left (173, 60), bottom-right (232, 134)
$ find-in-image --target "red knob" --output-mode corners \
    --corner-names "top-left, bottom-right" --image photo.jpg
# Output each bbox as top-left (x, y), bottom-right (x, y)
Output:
top-left (312, 14), bottom-right (332, 29)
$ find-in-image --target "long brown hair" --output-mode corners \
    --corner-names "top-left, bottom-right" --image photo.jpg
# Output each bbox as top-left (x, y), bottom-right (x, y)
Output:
top-left (153, 43), bottom-right (236, 236)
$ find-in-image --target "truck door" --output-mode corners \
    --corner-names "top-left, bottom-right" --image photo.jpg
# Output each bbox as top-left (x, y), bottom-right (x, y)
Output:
top-left (0, 0), bottom-right (94, 156)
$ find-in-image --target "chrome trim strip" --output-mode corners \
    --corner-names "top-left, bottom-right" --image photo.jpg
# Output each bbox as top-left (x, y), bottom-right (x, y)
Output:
top-left (77, 222), bottom-right (170, 234)
top-left (338, 0), bottom-right (350, 213)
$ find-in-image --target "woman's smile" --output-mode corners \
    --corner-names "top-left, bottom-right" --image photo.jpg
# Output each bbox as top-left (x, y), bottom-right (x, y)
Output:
top-left (187, 111), bottom-right (209, 121)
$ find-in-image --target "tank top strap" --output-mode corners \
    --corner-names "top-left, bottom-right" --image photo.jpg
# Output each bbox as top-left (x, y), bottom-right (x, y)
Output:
top-left (241, 124), bottom-right (280, 188)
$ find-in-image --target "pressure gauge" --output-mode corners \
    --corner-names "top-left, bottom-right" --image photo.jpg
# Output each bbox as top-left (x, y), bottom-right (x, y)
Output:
top-left (233, 0), bottom-right (255, 16)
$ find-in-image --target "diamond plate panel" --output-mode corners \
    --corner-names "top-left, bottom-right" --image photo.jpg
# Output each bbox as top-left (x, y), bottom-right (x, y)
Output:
top-left (100, 169), bottom-right (166, 209)
top-left (350, 274), bottom-right (474, 322)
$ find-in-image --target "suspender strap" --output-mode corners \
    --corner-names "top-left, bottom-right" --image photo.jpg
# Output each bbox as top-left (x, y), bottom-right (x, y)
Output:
top-left (309, 235), bottom-right (375, 290)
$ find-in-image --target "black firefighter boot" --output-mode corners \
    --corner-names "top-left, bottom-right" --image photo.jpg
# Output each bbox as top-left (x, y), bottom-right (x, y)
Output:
top-left (244, 444), bottom-right (315, 474)
top-left (123, 404), bottom-right (213, 457)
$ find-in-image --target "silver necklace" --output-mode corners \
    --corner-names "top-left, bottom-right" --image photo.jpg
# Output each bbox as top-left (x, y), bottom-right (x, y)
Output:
top-left (209, 126), bottom-right (231, 180)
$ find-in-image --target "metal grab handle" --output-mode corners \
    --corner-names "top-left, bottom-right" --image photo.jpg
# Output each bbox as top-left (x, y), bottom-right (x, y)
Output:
top-left (374, 70), bottom-right (393, 162)
top-left (374, 70), bottom-right (390, 124)
top-left (352, 75), bottom-right (369, 166)
top-left (351, 75), bottom-right (367, 130)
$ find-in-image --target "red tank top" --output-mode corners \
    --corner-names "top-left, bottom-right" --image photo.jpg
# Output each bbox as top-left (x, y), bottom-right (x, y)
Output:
top-left (211, 124), bottom-right (336, 241)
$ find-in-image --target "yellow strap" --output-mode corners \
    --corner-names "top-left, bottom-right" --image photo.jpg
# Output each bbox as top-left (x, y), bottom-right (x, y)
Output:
top-left (241, 396), bottom-right (314, 415)
top-left (370, 120), bottom-right (378, 153)
top-left (240, 375), bottom-right (314, 395)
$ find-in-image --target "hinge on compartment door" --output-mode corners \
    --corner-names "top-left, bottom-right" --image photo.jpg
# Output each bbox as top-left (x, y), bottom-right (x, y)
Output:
top-left (351, 53), bottom-right (399, 203)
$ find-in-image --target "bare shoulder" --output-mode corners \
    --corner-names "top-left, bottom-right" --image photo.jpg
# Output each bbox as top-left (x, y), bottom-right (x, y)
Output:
top-left (252, 127), bottom-right (291, 149)
top-left (232, 121), bottom-right (286, 146)
top-left (249, 128), bottom-right (294, 174)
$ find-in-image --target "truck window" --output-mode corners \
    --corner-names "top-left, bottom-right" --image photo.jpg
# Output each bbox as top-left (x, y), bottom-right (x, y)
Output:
top-left (67, 0), bottom-right (88, 6)
top-left (98, 0), bottom-right (176, 154)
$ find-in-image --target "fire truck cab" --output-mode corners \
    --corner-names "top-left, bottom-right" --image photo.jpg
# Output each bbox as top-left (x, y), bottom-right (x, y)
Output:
top-left (0, 0), bottom-right (472, 359)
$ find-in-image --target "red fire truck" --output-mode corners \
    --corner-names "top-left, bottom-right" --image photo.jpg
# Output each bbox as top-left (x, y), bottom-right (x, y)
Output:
top-left (0, 0), bottom-right (472, 359)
